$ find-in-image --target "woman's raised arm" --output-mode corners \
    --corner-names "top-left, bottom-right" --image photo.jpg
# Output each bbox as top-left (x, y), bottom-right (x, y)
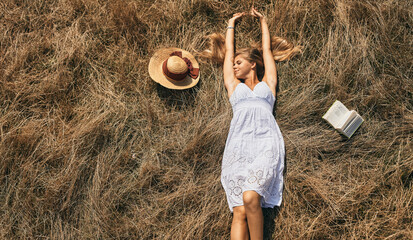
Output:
top-left (251, 8), bottom-right (277, 96)
top-left (224, 13), bottom-right (245, 97)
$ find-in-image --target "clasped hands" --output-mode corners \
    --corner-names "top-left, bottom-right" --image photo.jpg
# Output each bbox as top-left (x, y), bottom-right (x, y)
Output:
top-left (228, 7), bottom-right (265, 25)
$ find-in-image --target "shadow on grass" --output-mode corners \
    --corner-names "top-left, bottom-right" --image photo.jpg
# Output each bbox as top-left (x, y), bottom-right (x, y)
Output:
top-left (263, 206), bottom-right (281, 240)
top-left (263, 144), bottom-right (286, 239)
top-left (155, 80), bottom-right (202, 109)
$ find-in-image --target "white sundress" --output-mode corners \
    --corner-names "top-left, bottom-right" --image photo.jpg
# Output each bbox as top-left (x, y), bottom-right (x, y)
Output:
top-left (221, 81), bottom-right (285, 212)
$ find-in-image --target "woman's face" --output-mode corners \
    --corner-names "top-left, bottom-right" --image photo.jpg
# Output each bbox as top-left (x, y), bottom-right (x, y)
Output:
top-left (233, 55), bottom-right (255, 79)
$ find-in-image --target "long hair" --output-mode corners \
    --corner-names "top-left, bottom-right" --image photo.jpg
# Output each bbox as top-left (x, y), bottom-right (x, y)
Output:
top-left (199, 33), bottom-right (301, 78)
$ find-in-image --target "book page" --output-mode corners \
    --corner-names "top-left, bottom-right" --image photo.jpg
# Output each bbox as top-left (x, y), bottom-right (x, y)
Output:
top-left (322, 100), bottom-right (350, 128)
top-left (338, 110), bottom-right (357, 130)
top-left (342, 114), bottom-right (364, 138)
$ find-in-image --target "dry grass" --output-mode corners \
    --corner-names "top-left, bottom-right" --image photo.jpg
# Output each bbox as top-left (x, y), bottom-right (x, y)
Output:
top-left (0, 0), bottom-right (412, 239)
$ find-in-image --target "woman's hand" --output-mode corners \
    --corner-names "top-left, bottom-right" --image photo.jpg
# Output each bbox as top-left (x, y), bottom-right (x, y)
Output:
top-left (228, 12), bottom-right (246, 26)
top-left (250, 7), bottom-right (264, 20)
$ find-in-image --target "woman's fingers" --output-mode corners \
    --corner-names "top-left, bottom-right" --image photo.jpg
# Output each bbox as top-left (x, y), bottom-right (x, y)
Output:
top-left (250, 8), bottom-right (257, 16)
top-left (250, 7), bottom-right (263, 18)
top-left (230, 12), bottom-right (246, 21)
top-left (230, 9), bottom-right (265, 22)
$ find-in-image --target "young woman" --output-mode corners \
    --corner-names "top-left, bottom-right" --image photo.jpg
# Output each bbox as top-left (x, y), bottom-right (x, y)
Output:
top-left (203, 7), bottom-right (300, 240)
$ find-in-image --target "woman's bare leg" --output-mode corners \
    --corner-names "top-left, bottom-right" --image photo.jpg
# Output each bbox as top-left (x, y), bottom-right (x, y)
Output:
top-left (243, 191), bottom-right (264, 240)
top-left (231, 206), bottom-right (249, 240)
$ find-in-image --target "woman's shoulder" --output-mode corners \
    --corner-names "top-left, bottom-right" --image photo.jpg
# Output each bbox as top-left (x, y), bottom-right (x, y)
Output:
top-left (226, 79), bottom-right (242, 99)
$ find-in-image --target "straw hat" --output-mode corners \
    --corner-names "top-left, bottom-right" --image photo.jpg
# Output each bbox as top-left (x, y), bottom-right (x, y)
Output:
top-left (148, 47), bottom-right (200, 90)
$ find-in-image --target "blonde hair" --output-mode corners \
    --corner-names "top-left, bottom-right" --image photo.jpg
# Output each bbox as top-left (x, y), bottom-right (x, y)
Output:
top-left (200, 33), bottom-right (301, 78)
top-left (235, 48), bottom-right (265, 79)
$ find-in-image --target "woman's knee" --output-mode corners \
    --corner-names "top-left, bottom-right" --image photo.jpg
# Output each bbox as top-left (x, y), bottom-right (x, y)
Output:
top-left (242, 191), bottom-right (261, 208)
top-left (233, 206), bottom-right (247, 221)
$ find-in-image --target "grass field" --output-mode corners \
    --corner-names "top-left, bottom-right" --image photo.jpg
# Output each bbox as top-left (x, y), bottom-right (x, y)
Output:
top-left (0, 0), bottom-right (412, 239)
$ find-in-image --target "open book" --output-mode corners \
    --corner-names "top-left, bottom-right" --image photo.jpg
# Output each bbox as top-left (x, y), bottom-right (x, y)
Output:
top-left (322, 100), bottom-right (364, 138)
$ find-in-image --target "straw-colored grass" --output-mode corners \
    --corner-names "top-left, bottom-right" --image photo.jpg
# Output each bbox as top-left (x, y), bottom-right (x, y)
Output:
top-left (0, 0), bottom-right (412, 239)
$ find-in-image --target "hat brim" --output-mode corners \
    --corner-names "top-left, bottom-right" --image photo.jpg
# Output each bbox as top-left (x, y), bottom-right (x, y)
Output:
top-left (148, 47), bottom-right (200, 90)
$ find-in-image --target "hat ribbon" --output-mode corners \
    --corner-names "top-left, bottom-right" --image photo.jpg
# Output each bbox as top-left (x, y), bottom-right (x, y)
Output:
top-left (162, 51), bottom-right (199, 81)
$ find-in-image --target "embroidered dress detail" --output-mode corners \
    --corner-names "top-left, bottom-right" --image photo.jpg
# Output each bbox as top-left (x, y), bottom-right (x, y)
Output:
top-left (221, 81), bottom-right (285, 212)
